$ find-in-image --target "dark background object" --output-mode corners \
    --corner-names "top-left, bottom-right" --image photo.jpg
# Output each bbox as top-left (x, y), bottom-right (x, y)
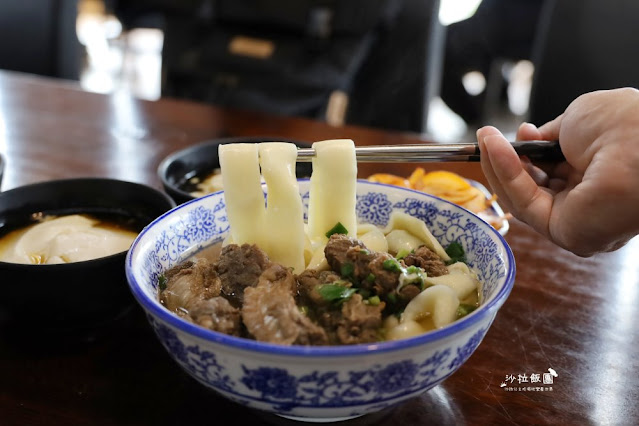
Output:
top-left (0, 0), bottom-right (81, 80)
top-left (347, 0), bottom-right (443, 133)
top-left (158, 137), bottom-right (313, 205)
top-left (439, 0), bottom-right (545, 126)
top-left (113, 0), bottom-right (443, 133)
top-left (158, 0), bottom-right (398, 121)
top-left (527, 0), bottom-right (639, 125)
top-left (0, 178), bottom-right (175, 332)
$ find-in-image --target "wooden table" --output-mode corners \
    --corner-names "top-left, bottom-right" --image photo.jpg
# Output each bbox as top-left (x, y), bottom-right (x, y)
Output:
top-left (0, 71), bottom-right (637, 425)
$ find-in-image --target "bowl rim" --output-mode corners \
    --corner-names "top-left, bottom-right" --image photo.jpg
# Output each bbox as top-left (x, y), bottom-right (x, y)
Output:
top-left (0, 177), bottom-right (176, 268)
top-left (126, 180), bottom-right (516, 357)
top-left (157, 136), bottom-right (311, 202)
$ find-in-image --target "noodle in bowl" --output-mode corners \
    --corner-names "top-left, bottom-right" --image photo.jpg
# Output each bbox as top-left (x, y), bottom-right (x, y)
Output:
top-left (125, 179), bottom-right (515, 422)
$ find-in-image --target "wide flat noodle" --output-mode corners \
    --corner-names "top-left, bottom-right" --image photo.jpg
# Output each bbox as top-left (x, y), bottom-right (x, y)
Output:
top-left (219, 144), bottom-right (266, 247)
top-left (383, 211), bottom-right (450, 261)
top-left (423, 262), bottom-right (478, 299)
top-left (3, 215), bottom-right (136, 264)
top-left (385, 229), bottom-right (423, 254)
top-left (307, 139), bottom-right (357, 242)
top-left (356, 224), bottom-right (388, 253)
top-left (259, 143), bottom-right (306, 272)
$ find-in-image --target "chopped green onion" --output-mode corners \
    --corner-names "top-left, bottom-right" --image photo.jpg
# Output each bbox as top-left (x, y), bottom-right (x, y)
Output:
top-left (359, 249), bottom-right (370, 256)
top-left (158, 274), bottom-right (167, 291)
top-left (325, 222), bottom-right (349, 238)
top-left (382, 258), bottom-right (402, 273)
top-left (456, 303), bottom-right (477, 318)
top-left (405, 265), bottom-right (421, 275)
top-left (387, 293), bottom-right (398, 304)
top-left (340, 262), bottom-right (355, 278)
top-left (368, 295), bottom-right (381, 306)
top-left (317, 284), bottom-right (356, 305)
top-left (358, 288), bottom-right (371, 299)
top-left (397, 266), bottom-right (426, 293)
top-left (396, 248), bottom-right (411, 260)
top-left (445, 241), bottom-right (467, 265)
top-left (366, 273), bottom-right (376, 283)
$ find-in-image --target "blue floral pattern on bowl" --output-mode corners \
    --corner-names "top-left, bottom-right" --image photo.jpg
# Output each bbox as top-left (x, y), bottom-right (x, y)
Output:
top-left (149, 314), bottom-right (487, 415)
top-left (126, 180), bottom-right (515, 421)
top-left (356, 192), bottom-right (394, 225)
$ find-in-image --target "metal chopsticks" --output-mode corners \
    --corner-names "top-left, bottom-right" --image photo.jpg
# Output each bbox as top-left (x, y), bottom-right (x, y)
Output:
top-left (296, 140), bottom-right (564, 163)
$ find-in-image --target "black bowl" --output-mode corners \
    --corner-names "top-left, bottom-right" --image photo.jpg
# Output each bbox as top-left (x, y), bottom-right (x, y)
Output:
top-left (0, 178), bottom-right (176, 332)
top-left (158, 137), bottom-right (313, 205)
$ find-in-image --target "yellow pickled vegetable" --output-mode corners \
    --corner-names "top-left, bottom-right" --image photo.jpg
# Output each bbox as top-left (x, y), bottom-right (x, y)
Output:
top-left (367, 168), bottom-right (504, 230)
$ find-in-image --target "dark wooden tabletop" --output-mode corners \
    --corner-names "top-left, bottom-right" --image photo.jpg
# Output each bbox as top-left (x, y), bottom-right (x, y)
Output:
top-left (0, 71), bottom-right (637, 426)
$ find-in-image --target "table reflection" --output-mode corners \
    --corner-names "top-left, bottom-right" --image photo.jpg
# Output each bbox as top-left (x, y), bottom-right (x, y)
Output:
top-left (590, 237), bottom-right (639, 424)
top-left (253, 385), bottom-right (463, 426)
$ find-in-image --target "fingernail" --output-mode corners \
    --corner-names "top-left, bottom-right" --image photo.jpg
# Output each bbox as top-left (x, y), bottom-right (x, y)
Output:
top-left (476, 128), bottom-right (485, 151)
top-left (482, 134), bottom-right (506, 158)
top-left (519, 122), bottom-right (537, 132)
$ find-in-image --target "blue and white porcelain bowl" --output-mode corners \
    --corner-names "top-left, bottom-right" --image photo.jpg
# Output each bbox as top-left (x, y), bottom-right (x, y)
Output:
top-left (126, 180), bottom-right (515, 422)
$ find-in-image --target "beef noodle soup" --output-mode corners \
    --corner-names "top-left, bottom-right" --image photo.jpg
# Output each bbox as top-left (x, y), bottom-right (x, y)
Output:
top-left (159, 231), bottom-right (479, 345)
top-left (157, 140), bottom-right (481, 346)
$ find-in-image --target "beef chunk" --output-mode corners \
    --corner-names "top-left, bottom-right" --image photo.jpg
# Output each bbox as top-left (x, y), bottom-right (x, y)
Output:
top-left (216, 244), bottom-right (271, 306)
top-left (187, 297), bottom-right (241, 336)
top-left (325, 234), bottom-right (401, 297)
top-left (242, 264), bottom-right (328, 345)
top-left (160, 258), bottom-right (221, 312)
top-left (344, 245), bottom-right (376, 281)
top-left (336, 294), bottom-right (385, 345)
top-left (398, 283), bottom-right (421, 302)
top-left (403, 246), bottom-right (449, 277)
top-left (296, 269), bottom-right (342, 308)
top-left (324, 234), bottom-right (366, 273)
top-left (310, 293), bottom-right (385, 345)
top-left (315, 309), bottom-right (342, 344)
top-left (366, 253), bottom-right (401, 295)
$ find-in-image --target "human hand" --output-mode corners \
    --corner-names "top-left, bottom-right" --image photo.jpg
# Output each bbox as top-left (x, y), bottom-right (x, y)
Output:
top-left (477, 88), bottom-right (639, 256)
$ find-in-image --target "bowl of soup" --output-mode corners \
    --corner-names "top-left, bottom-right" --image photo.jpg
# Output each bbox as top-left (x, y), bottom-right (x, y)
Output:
top-left (126, 140), bottom-right (515, 421)
top-left (0, 178), bottom-right (175, 332)
top-left (157, 137), bottom-right (313, 204)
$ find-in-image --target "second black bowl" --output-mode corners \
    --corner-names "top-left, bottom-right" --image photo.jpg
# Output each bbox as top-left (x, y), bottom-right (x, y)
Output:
top-left (158, 137), bottom-right (313, 205)
top-left (0, 178), bottom-right (176, 332)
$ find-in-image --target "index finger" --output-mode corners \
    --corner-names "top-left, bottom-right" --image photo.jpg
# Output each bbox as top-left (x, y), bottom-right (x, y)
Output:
top-left (478, 127), bottom-right (554, 238)
top-left (537, 113), bottom-right (564, 141)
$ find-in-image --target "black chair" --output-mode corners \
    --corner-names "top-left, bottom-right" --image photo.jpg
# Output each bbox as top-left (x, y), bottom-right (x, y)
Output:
top-left (115, 0), bottom-right (443, 133)
top-left (347, 0), bottom-right (443, 133)
top-left (0, 0), bottom-right (80, 80)
top-left (528, 0), bottom-right (639, 125)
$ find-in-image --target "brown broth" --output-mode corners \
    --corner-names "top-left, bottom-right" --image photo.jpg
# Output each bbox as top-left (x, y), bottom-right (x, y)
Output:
top-left (190, 242), bottom-right (224, 263)
top-left (460, 290), bottom-right (480, 307)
